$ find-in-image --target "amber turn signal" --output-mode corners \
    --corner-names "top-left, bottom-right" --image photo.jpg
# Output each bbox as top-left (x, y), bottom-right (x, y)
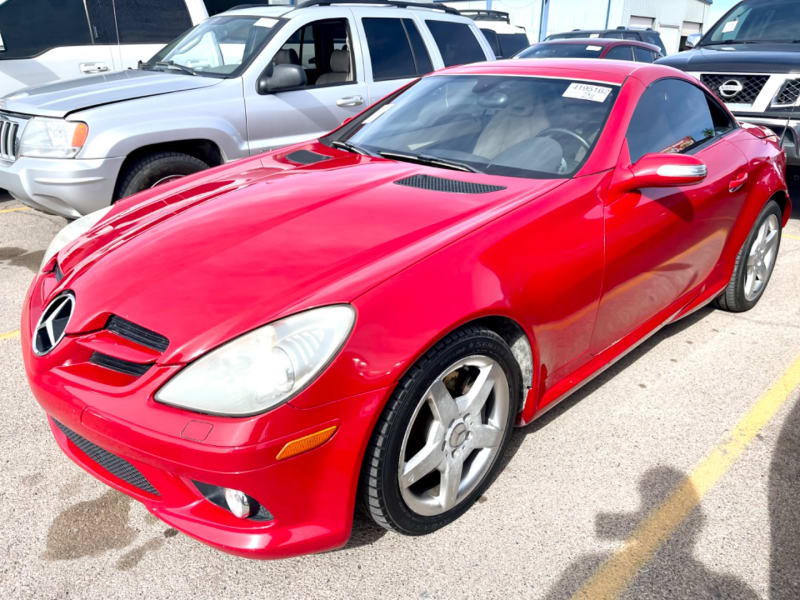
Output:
top-left (275, 425), bottom-right (337, 461)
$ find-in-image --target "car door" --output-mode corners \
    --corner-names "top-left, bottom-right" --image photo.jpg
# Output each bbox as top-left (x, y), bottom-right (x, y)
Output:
top-left (352, 12), bottom-right (435, 104)
top-left (590, 78), bottom-right (749, 354)
top-left (242, 11), bottom-right (370, 153)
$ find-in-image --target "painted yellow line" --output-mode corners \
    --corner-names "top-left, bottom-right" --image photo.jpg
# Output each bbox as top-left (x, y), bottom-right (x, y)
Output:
top-left (0, 206), bottom-right (31, 215)
top-left (571, 355), bottom-right (800, 600)
top-left (785, 233), bottom-right (800, 241)
top-left (0, 330), bottom-right (20, 341)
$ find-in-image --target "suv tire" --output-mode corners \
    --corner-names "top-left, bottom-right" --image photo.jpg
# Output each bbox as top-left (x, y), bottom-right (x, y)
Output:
top-left (115, 152), bottom-right (209, 201)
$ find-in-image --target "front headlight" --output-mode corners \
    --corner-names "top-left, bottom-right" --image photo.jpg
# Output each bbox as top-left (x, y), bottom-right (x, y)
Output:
top-left (155, 305), bottom-right (355, 416)
top-left (40, 205), bottom-right (113, 270)
top-left (19, 117), bottom-right (89, 158)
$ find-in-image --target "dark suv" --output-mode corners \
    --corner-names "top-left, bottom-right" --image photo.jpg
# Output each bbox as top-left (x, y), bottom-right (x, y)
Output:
top-left (546, 27), bottom-right (666, 56)
top-left (658, 0), bottom-right (800, 166)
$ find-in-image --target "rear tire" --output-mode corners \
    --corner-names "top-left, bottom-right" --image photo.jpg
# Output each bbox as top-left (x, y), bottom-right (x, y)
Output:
top-left (716, 200), bottom-right (782, 312)
top-left (114, 152), bottom-right (209, 201)
top-left (360, 325), bottom-right (520, 535)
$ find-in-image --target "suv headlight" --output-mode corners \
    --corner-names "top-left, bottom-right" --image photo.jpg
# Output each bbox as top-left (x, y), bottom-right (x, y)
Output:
top-left (19, 117), bottom-right (89, 158)
top-left (155, 305), bottom-right (355, 416)
top-left (40, 206), bottom-right (112, 270)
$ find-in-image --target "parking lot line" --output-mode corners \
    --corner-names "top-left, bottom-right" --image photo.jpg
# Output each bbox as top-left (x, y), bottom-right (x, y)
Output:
top-left (785, 233), bottom-right (800, 241)
top-left (0, 330), bottom-right (20, 341)
top-left (571, 354), bottom-right (800, 600)
top-left (0, 206), bottom-right (31, 215)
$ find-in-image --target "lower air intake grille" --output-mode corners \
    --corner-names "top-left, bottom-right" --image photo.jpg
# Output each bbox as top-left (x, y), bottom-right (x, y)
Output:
top-left (286, 149), bottom-right (332, 165)
top-left (394, 174), bottom-right (506, 194)
top-left (53, 420), bottom-right (159, 496)
top-left (106, 315), bottom-right (169, 352)
top-left (700, 74), bottom-right (768, 105)
top-left (90, 352), bottom-right (152, 376)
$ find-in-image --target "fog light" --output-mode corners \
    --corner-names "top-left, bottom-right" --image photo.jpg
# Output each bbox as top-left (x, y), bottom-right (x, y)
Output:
top-left (224, 488), bottom-right (253, 519)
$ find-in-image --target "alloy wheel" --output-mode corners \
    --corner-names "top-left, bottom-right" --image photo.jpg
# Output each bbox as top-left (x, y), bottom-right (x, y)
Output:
top-left (744, 213), bottom-right (780, 301)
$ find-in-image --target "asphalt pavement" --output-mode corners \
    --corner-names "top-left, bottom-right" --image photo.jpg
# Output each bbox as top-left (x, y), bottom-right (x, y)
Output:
top-left (1, 184), bottom-right (799, 600)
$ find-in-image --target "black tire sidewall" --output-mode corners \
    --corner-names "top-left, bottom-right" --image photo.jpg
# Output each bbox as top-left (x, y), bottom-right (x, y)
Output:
top-left (729, 200), bottom-right (782, 311)
top-left (116, 153), bottom-right (208, 201)
top-left (371, 328), bottom-right (521, 535)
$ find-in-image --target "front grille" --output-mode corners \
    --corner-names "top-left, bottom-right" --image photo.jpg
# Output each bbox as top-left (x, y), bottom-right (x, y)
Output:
top-left (106, 315), bottom-right (169, 352)
top-left (775, 79), bottom-right (800, 106)
top-left (0, 114), bottom-right (24, 161)
top-left (53, 420), bottom-right (159, 496)
top-left (89, 351), bottom-right (152, 376)
top-left (394, 174), bottom-right (506, 194)
top-left (700, 74), bottom-right (769, 105)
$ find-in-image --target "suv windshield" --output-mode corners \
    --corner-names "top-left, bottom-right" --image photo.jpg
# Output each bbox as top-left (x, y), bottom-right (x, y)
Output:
top-left (517, 43), bottom-right (604, 59)
top-left (142, 15), bottom-right (283, 77)
top-left (705, 0), bottom-right (800, 45)
top-left (330, 75), bottom-right (619, 179)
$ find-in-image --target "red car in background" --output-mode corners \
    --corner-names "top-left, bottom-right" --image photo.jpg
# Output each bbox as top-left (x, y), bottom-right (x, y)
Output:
top-left (22, 59), bottom-right (789, 559)
top-left (516, 37), bottom-right (663, 62)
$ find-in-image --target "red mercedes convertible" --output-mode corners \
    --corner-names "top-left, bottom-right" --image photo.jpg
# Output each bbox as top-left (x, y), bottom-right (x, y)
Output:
top-left (22, 59), bottom-right (789, 558)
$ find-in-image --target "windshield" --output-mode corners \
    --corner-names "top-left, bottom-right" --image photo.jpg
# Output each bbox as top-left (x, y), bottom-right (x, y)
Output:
top-left (143, 15), bottom-right (283, 77)
top-left (705, 0), bottom-right (800, 45)
top-left (330, 75), bottom-right (619, 179)
top-left (517, 43), bottom-right (604, 59)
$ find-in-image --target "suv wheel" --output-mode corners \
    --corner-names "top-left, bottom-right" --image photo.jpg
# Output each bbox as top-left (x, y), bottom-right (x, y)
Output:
top-left (115, 152), bottom-right (209, 201)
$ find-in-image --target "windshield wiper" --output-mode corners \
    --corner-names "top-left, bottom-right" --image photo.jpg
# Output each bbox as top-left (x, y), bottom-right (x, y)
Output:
top-left (331, 140), bottom-right (373, 156)
top-left (378, 151), bottom-right (478, 173)
top-left (154, 60), bottom-right (197, 76)
top-left (701, 40), bottom-right (760, 46)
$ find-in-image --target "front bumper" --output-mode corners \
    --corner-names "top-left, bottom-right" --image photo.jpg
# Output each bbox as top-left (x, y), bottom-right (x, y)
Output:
top-left (735, 115), bottom-right (800, 166)
top-left (0, 155), bottom-right (123, 218)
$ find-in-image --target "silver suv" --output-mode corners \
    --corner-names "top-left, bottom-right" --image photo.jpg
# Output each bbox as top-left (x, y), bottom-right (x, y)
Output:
top-left (0, 0), bottom-right (493, 217)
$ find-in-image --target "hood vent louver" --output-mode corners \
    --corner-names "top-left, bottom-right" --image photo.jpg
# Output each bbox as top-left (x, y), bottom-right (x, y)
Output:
top-left (89, 352), bottom-right (153, 377)
top-left (286, 150), bottom-right (332, 165)
top-left (106, 315), bottom-right (169, 352)
top-left (394, 174), bottom-right (506, 194)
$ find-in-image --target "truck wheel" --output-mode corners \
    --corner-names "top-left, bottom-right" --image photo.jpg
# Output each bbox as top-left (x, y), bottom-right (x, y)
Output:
top-left (114, 152), bottom-right (209, 201)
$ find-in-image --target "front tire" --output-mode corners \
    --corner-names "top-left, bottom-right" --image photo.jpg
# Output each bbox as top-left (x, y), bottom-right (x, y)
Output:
top-left (717, 200), bottom-right (782, 312)
top-left (114, 152), bottom-right (209, 201)
top-left (361, 326), bottom-right (521, 535)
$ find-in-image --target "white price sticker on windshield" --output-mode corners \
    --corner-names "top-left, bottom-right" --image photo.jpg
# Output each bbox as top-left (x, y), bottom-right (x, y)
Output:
top-left (723, 20), bottom-right (738, 33)
top-left (562, 82), bottom-right (612, 103)
top-left (586, 45), bottom-right (603, 51)
top-left (255, 17), bottom-right (278, 27)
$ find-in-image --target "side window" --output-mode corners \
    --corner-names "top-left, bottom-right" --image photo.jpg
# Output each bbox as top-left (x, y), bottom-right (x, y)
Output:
top-left (706, 93), bottom-right (736, 135)
top-left (632, 47), bottom-right (656, 63)
top-left (204, 0), bottom-right (270, 16)
top-left (627, 79), bottom-right (717, 163)
top-left (605, 45), bottom-right (634, 61)
top-left (481, 28), bottom-right (502, 57)
top-left (425, 20), bottom-right (486, 67)
top-left (115, 0), bottom-right (193, 44)
top-left (362, 18), bottom-right (432, 81)
top-left (86, 1), bottom-right (118, 45)
top-left (0, 0), bottom-right (91, 59)
top-left (272, 19), bottom-right (353, 88)
top-left (604, 31), bottom-right (624, 39)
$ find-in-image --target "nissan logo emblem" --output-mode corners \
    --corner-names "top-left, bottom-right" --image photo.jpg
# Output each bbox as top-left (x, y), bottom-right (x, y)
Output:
top-left (33, 292), bottom-right (75, 356)
top-left (718, 79), bottom-right (744, 99)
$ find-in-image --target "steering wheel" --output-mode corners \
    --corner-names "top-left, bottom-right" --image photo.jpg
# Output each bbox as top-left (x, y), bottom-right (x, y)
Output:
top-left (536, 128), bottom-right (591, 151)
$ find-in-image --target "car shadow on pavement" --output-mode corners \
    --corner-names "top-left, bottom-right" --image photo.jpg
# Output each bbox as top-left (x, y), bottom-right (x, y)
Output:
top-left (769, 391), bottom-right (800, 600)
top-left (539, 465), bottom-right (760, 600)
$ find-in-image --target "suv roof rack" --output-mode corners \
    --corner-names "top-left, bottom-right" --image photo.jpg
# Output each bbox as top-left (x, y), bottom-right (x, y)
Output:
top-left (296, 0), bottom-right (460, 15)
top-left (226, 2), bottom-right (288, 9)
top-left (460, 9), bottom-right (510, 22)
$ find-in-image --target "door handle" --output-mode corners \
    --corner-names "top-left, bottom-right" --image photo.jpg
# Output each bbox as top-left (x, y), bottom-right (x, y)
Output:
top-left (80, 62), bottom-right (109, 74)
top-left (336, 95), bottom-right (364, 107)
top-left (729, 173), bottom-right (748, 193)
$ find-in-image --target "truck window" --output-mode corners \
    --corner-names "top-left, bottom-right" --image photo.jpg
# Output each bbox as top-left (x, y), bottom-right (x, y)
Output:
top-left (274, 19), bottom-right (354, 87)
top-left (115, 0), bottom-right (193, 44)
top-left (0, 0), bottom-right (91, 59)
top-left (363, 18), bottom-right (432, 80)
top-left (425, 20), bottom-right (486, 67)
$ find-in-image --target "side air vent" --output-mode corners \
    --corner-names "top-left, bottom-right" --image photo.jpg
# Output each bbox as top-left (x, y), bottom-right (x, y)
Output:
top-left (53, 420), bottom-right (159, 496)
top-left (53, 262), bottom-right (64, 282)
top-left (394, 174), bottom-right (506, 194)
top-left (106, 315), bottom-right (169, 352)
top-left (90, 352), bottom-right (152, 377)
top-left (286, 150), bottom-right (332, 165)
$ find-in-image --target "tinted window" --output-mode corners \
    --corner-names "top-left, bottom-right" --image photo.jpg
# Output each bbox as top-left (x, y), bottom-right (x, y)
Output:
top-left (86, 0), bottom-right (118, 45)
top-left (481, 28), bottom-right (502, 56)
top-left (517, 43), bottom-right (603, 59)
top-left (0, 0), bottom-right (90, 59)
top-left (605, 45), bottom-right (634, 60)
top-left (204, 0), bottom-right (271, 15)
top-left (627, 79), bottom-right (716, 163)
top-left (116, 0), bottom-right (192, 44)
top-left (363, 18), bottom-right (431, 80)
top-left (604, 31), bottom-right (624, 39)
top-left (425, 20), bottom-right (485, 66)
top-left (498, 33), bottom-right (529, 57)
top-left (641, 31), bottom-right (666, 54)
top-left (632, 46), bottom-right (656, 62)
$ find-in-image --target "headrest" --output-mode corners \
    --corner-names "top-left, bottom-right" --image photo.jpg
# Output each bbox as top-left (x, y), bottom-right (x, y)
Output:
top-left (330, 49), bottom-right (350, 73)
top-left (274, 48), bottom-right (300, 65)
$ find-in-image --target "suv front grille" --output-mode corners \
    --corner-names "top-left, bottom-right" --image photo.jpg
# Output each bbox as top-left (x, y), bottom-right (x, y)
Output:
top-left (53, 420), bottom-right (159, 496)
top-left (775, 79), bottom-right (800, 107)
top-left (0, 114), bottom-right (25, 161)
top-left (701, 74), bottom-right (769, 105)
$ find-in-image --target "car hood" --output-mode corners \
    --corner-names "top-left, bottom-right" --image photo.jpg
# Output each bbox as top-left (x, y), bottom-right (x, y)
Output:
top-left (0, 69), bottom-right (221, 118)
top-left (56, 146), bottom-right (565, 364)
top-left (659, 45), bottom-right (800, 74)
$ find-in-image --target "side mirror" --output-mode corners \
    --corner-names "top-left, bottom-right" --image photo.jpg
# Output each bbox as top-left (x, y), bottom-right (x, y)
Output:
top-left (684, 33), bottom-right (702, 49)
top-left (258, 63), bottom-right (307, 94)
top-left (615, 153), bottom-right (707, 194)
